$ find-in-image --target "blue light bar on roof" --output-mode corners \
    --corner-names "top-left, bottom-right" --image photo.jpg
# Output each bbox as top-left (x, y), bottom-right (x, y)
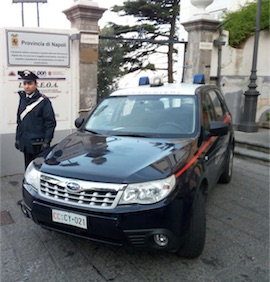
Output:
top-left (139, 76), bottom-right (150, 86)
top-left (193, 74), bottom-right (205, 84)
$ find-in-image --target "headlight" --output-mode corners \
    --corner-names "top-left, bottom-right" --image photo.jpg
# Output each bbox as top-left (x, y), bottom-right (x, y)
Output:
top-left (119, 175), bottom-right (176, 205)
top-left (24, 161), bottom-right (40, 192)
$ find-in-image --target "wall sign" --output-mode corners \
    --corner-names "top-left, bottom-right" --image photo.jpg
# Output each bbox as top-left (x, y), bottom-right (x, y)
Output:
top-left (80, 33), bottom-right (99, 45)
top-left (6, 67), bottom-right (71, 124)
top-left (199, 42), bottom-right (213, 50)
top-left (7, 30), bottom-right (70, 67)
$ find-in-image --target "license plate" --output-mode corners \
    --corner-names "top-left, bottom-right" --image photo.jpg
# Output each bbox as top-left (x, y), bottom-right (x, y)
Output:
top-left (52, 209), bottom-right (87, 229)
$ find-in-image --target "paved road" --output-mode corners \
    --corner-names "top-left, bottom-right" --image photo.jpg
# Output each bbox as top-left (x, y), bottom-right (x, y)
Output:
top-left (1, 157), bottom-right (269, 282)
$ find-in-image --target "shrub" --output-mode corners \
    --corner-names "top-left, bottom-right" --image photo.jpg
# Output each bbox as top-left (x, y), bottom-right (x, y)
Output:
top-left (222, 0), bottom-right (269, 48)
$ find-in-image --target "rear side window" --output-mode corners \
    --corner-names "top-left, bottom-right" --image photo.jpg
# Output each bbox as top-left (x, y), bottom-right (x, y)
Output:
top-left (201, 94), bottom-right (214, 130)
top-left (202, 93), bottom-right (216, 118)
top-left (208, 90), bottom-right (226, 121)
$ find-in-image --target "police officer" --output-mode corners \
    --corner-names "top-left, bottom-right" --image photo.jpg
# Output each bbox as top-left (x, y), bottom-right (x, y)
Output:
top-left (15, 70), bottom-right (56, 170)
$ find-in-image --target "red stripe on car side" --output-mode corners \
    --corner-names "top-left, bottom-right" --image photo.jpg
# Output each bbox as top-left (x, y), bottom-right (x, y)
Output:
top-left (223, 113), bottom-right (231, 124)
top-left (175, 114), bottom-right (231, 178)
top-left (175, 136), bottom-right (216, 178)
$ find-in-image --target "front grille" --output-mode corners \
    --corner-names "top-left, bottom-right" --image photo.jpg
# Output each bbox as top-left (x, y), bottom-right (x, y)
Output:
top-left (39, 173), bottom-right (125, 209)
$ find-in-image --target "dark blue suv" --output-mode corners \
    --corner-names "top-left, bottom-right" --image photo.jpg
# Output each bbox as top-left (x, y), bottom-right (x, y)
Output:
top-left (21, 80), bottom-right (234, 258)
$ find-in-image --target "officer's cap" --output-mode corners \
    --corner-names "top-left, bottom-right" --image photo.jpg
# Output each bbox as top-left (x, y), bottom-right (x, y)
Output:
top-left (18, 70), bottom-right (39, 82)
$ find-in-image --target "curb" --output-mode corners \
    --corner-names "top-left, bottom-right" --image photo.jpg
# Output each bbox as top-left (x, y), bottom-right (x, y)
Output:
top-left (235, 140), bottom-right (269, 154)
top-left (234, 146), bottom-right (270, 165)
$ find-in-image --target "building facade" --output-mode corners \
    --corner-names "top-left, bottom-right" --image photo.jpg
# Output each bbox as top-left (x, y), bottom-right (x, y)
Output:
top-left (179, 0), bottom-right (270, 126)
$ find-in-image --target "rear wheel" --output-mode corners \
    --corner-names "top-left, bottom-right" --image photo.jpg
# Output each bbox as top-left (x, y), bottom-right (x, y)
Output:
top-left (219, 145), bottom-right (234, 183)
top-left (177, 189), bottom-right (206, 259)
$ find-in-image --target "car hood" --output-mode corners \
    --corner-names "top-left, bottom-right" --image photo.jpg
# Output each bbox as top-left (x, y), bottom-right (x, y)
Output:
top-left (36, 131), bottom-right (196, 183)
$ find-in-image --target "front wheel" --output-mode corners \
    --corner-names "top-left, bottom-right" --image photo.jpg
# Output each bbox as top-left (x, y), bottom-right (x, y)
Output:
top-left (219, 145), bottom-right (234, 183)
top-left (177, 189), bottom-right (206, 259)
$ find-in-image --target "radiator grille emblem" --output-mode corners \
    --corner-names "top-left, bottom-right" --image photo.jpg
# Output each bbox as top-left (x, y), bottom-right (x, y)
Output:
top-left (66, 182), bottom-right (81, 192)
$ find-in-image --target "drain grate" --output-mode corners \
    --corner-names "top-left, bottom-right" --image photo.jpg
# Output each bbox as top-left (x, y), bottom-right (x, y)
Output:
top-left (0, 210), bottom-right (15, 226)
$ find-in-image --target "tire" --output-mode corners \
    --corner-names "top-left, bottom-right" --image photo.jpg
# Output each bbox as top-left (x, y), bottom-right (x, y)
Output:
top-left (177, 189), bottom-right (206, 259)
top-left (219, 145), bottom-right (234, 183)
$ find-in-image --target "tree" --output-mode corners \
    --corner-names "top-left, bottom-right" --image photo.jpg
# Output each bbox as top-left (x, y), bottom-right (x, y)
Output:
top-left (111, 0), bottom-right (180, 83)
top-left (97, 26), bottom-right (128, 101)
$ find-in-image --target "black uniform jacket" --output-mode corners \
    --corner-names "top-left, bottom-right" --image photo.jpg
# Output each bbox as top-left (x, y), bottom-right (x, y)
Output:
top-left (16, 89), bottom-right (56, 154)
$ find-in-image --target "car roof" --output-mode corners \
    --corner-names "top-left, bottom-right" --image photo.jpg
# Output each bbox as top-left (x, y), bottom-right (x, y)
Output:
top-left (110, 83), bottom-right (208, 97)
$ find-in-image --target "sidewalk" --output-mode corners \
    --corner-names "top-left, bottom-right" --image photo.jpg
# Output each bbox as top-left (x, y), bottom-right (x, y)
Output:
top-left (234, 127), bottom-right (270, 164)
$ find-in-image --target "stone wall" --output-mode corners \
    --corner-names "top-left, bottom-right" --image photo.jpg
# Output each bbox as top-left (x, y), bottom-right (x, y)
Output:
top-left (211, 30), bottom-right (270, 126)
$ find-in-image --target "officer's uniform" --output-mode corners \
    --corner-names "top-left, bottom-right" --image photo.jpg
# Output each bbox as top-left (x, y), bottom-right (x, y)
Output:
top-left (15, 70), bottom-right (56, 169)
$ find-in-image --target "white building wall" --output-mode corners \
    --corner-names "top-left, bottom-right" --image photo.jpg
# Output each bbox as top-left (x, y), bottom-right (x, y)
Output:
top-left (177, 0), bottom-right (254, 81)
top-left (216, 30), bottom-right (270, 124)
top-left (180, 0), bottom-right (254, 37)
top-left (179, 0), bottom-right (270, 125)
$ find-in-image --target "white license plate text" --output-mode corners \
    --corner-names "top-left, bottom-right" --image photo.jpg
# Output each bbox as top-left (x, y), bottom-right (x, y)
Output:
top-left (52, 209), bottom-right (87, 229)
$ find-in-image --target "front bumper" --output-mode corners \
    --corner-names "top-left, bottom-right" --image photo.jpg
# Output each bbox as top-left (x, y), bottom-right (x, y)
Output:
top-left (22, 183), bottom-right (189, 252)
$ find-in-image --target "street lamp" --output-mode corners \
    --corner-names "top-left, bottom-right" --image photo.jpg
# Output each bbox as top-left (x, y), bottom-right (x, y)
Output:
top-left (238, 0), bottom-right (262, 132)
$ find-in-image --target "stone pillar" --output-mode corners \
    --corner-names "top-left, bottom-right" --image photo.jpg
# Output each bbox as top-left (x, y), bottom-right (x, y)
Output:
top-left (63, 0), bottom-right (106, 117)
top-left (182, 0), bottom-right (220, 84)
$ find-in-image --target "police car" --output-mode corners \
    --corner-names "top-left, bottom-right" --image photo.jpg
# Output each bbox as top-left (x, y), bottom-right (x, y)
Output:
top-left (21, 76), bottom-right (234, 258)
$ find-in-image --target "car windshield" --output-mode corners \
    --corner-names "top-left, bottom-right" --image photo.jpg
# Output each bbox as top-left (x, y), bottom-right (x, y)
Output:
top-left (84, 95), bottom-right (198, 138)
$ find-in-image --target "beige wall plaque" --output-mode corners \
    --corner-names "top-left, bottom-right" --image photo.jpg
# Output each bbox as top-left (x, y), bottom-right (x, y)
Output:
top-left (199, 42), bottom-right (213, 50)
top-left (80, 33), bottom-right (99, 45)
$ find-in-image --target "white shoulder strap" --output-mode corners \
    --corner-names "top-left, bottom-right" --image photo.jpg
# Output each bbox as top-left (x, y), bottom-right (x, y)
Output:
top-left (20, 96), bottom-right (44, 121)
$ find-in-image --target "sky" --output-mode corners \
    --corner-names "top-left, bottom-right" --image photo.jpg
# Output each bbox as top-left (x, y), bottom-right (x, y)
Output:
top-left (0, 0), bottom-right (124, 29)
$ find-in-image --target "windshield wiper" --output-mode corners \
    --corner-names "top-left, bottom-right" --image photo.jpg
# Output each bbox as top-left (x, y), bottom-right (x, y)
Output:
top-left (113, 133), bottom-right (149, 138)
top-left (84, 129), bottom-right (99, 135)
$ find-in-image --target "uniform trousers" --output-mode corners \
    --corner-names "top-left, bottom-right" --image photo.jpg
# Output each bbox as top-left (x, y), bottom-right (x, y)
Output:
top-left (17, 152), bottom-right (39, 205)
top-left (24, 152), bottom-right (39, 170)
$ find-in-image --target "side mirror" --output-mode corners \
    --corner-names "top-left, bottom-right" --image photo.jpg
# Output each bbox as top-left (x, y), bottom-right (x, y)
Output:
top-left (209, 121), bottom-right (228, 136)
top-left (75, 117), bottom-right (85, 128)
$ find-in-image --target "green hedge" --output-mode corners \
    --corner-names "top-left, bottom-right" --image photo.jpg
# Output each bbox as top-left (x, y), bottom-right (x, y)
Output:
top-left (223, 0), bottom-right (269, 48)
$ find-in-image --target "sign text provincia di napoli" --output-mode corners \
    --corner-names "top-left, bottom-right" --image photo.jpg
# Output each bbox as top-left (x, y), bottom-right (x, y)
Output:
top-left (7, 30), bottom-right (70, 67)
